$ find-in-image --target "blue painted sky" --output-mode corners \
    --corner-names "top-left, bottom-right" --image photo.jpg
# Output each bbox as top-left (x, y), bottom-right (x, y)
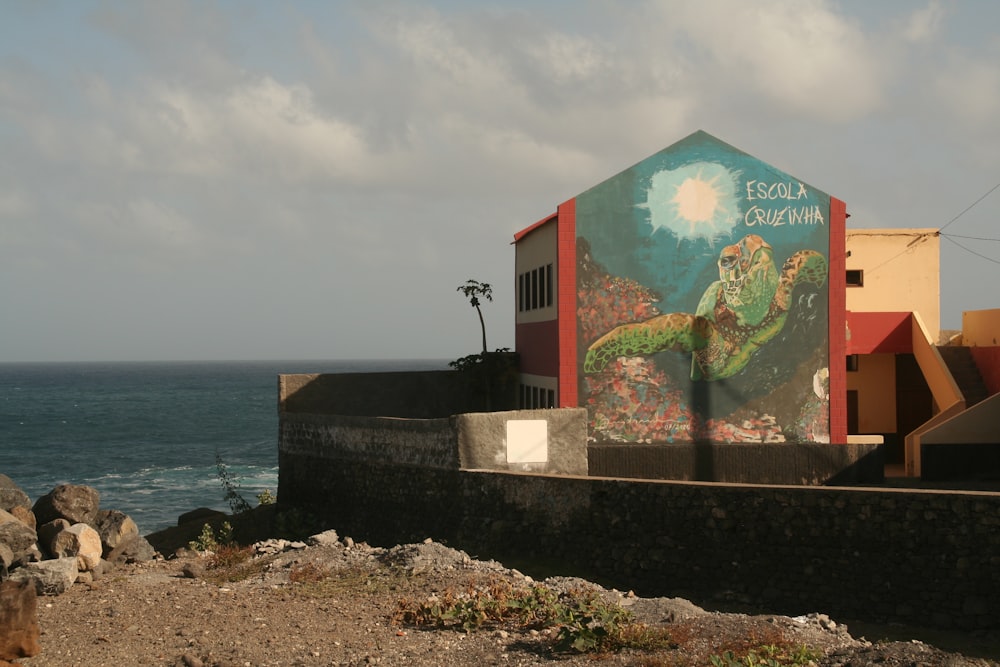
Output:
top-left (1, 0), bottom-right (998, 361)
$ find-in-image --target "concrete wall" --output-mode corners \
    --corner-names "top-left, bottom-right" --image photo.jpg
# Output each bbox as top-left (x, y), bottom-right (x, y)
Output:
top-left (920, 393), bottom-right (1000, 480)
top-left (278, 406), bottom-right (589, 477)
top-left (845, 229), bottom-right (940, 341)
top-left (961, 308), bottom-right (1000, 347)
top-left (279, 369), bottom-right (518, 419)
top-left (278, 446), bottom-right (1000, 631)
top-left (963, 309), bottom-right (1000, 395)
top-left (847, 353), bottom-right (896, 434)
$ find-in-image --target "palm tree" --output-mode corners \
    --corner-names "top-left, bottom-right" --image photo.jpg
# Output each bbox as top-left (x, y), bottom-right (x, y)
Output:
top-left (457, 279), bottom-right (493, 355)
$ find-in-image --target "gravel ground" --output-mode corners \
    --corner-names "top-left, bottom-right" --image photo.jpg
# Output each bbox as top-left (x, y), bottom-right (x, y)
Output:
top-left (17, 524), bottom-right (1000, 667)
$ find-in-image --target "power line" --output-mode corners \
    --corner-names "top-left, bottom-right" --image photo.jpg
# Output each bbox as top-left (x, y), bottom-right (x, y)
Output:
top-left (941, 234), bottom-right (1000, 266)
top-left (939, 181), bottom-right (1000, 232)
top-left (940, 232), bottom-right (1000, 242)
top-left (862, 231), bottom-right (937, 275)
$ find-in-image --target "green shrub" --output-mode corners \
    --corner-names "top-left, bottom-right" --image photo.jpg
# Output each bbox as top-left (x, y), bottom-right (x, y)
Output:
top-left (395, 578), bottom-right (673, 655)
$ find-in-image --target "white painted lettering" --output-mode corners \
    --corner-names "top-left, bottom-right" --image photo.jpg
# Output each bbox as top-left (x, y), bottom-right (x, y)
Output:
top-left (742, 180), bottom-right (810, 201)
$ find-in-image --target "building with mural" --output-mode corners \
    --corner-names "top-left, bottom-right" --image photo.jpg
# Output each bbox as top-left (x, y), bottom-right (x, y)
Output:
top-left (515, 130), bottom-right (847, 448)
top-left (514, 130), bottom-right (1000, 480)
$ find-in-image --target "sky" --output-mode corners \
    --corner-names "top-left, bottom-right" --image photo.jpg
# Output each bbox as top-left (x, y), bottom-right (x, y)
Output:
top-left (1, 0), bottom-right (998, 363)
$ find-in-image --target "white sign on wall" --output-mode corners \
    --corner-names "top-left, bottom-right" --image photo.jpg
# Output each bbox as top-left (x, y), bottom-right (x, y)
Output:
top-left (506, 420), bottom-right (548, 464)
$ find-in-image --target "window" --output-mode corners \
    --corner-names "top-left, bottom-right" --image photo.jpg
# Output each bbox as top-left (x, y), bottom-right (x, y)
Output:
top-left (847, 354), bottom-right (859, 372)
top-left (846, 270), bottom-right (864, 287)
top-left (517, 263), bottom-right (554, 312)
top-left (531, 268), bottom-right (538, 309)
top-left (519, 382), bottom-right (557, 408)
top-left (545, 264), bottom-right (553, 307)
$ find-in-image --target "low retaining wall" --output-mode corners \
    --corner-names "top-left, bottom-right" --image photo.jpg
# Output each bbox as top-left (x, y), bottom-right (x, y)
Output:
top-left (279, 367), bottom-right (518, 419)
top-left (279, 450), bottom-right (1000, 632)
top-left (278, 409), bottom-right (589, 475)
top-left (589, 441), bottom-right (884, 485)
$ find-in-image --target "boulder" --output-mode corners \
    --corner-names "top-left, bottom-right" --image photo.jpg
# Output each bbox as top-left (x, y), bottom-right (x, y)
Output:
top-left (0, 580), bottom-right (40, 662)
top-left (10, 546), bottom-right (41, 570)
top-left (8, 558), bottom-right (78, 596)
top-left (105, 534), bottom-right (155, 565)
top-left (50, 524), bottom-right (102, 572)
top-left (36, 519), bottom-right (70, 559)
top-left (32, 484), bottom-right (99, 525)
top-left (0, 476), bottom-right (30, 514)
top-left (6, 508), bottom-right (33, 532)
top-left (177, 507), bottom-right (226, 526)
top-left (92, 509), bottom-right (139, 557)
top-left (0, 543), bottom-right (12, 579)
top-left (0, 511), bottom-right (36, 564)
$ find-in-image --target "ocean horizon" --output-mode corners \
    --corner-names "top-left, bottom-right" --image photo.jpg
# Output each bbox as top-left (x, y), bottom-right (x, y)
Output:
top-left (0, 358), bottom-right (449, 533)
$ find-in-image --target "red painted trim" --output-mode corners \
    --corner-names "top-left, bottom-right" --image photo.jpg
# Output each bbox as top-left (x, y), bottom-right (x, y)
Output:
top-left (846, 312), bottom-right (914, 354)
top-left (828, 196), bottom-right (848, 443)
top-left (515, 319), bottom-right (560, 377)
top-left (557, 198), bottom-right (578, 407)
top-left (513, 212), bottom-right (558, 244)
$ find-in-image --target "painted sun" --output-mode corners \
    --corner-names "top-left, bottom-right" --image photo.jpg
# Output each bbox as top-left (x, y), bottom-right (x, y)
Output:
top-left (641, 162), bottom-right (740, 242)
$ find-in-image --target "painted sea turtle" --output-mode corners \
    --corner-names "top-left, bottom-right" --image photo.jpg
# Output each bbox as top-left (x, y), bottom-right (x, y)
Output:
top-left (583, 234), bottom-right (827, 380)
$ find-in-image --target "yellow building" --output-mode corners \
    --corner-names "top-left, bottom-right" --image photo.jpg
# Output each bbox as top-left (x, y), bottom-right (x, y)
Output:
top-left (846, 228), bottom-right (1000, 478)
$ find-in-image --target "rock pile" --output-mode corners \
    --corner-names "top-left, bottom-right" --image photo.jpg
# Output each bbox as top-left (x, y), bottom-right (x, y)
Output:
top-left (0, 474), bottom-right (156, 664)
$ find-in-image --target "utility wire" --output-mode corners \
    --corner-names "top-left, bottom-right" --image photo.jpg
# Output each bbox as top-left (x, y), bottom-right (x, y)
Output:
top-left (942, 234), bottom-right (1000, 264)
top-left (940, 232), bottom-right (1000, 242)
top-left (858, 181), bottom-right (1000, 274)
top-left (939, 181), bottom-right (1000, 232)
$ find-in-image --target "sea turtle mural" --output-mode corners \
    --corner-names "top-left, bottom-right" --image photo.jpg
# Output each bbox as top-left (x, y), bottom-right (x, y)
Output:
top-left (583, 234), bottom-right (827, 380)
top-left (573, 130), bottom-right (833, 443)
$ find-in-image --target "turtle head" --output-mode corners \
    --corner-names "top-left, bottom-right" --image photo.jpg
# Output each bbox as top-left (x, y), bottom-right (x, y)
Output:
top-left (717, 234), bottom-right (777, 322)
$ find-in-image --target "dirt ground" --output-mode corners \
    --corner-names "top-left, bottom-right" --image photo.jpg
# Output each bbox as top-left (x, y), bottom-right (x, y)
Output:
top-left (16, 512), bottom-right (999, 667)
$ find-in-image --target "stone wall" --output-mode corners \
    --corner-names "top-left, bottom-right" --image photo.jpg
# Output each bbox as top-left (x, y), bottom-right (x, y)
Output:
top-left (277, 371), bottom-right (999, 631)
top-left (279, 444), bottom-right (1000, 632)
top-left (589, 441), bottom-right (884, 485)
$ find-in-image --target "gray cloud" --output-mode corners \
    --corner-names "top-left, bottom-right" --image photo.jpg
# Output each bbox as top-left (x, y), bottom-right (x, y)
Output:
top-left (0, 0), bottom-right (997, 361)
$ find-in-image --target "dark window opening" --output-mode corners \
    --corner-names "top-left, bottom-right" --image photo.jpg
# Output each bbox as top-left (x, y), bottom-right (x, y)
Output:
top-left (847, 269), bottom-right (864, 287)
top-left (530, 269), bottom-right (538, 309)
top-left (545, 264), bottom-right (553, 307)
top-left (847, 354), bottom-right (859, 372)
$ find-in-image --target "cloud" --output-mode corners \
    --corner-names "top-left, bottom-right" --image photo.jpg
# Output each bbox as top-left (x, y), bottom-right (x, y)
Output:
top-left (901, 0), bottom-right (948, 43)
top-left (932, 56), bottom-right (1000, 125)
top-left (645, 0), bottom-right (887, 122)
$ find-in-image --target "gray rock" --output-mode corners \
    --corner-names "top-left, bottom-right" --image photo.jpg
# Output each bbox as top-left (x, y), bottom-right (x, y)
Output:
top-left (0, 475), bottom-right (31, 513)
top-left (32, 484), bottom-right (100, 525)
top-left (308, 529), bottom-right (340, 547)
top-left (0, 509), bottom-right (37, 562)
top-left (36, 518), bottom-right (71, 558)
top-left (0, 579), bottom-right (41, 661)
top-left (105, 534), bottom-right (155, 564)
top-left (51, 523), bottom-right (102, 572)
top-left (92, 509), bottom-right (140, 557)
top-left (0, 542), bottom-right (12, 579)
top-left (8, 506), bottom-right (35, 531)
top-left (177, 507), bottom-right (226, 526)
top-left (8, 557), bottom-right (79, 595)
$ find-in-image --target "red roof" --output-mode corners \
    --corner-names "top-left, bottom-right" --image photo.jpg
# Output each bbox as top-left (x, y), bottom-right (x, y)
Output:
top-left (512, 212), bottom-right (557, 244)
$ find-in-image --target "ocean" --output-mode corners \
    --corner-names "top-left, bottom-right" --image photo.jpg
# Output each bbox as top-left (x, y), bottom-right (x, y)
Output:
top-left (0, 359), bottom-right (448, 534)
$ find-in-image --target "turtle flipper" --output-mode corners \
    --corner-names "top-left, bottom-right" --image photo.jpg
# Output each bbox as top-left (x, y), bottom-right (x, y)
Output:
top-left (584, 313), bottom-right (716, 372)
top-left (774, 250), bottom-right (827, 311)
